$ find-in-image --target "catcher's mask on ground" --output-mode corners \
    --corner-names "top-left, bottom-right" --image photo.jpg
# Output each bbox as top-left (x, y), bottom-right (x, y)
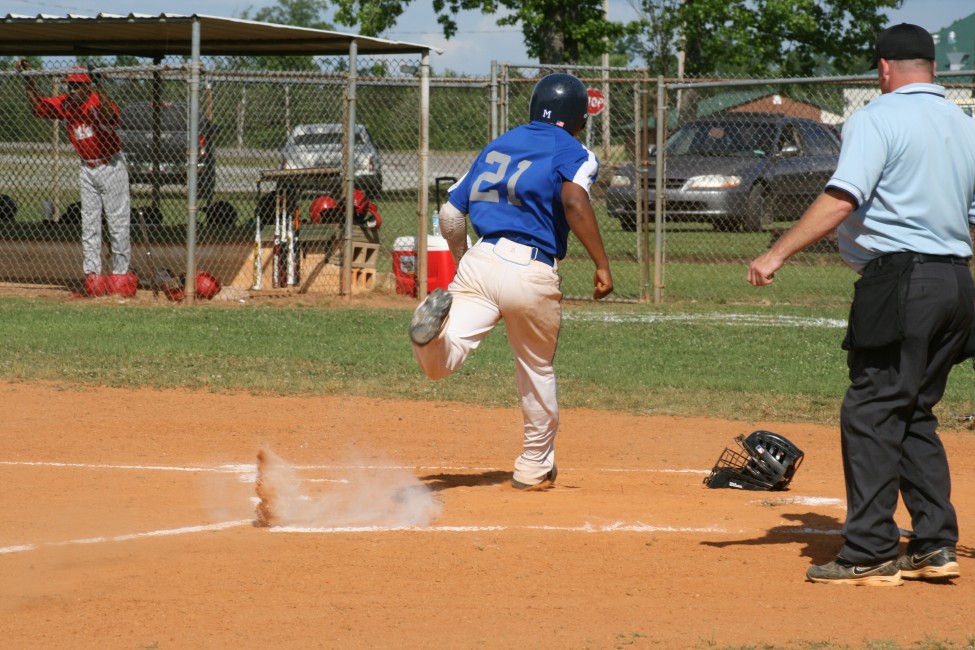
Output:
top-left (704, 430), bottom-right (804, 491)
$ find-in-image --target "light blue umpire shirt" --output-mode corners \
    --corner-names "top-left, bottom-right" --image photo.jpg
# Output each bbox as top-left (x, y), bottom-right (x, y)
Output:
top-left (826, 82), bottom-right (975, 273)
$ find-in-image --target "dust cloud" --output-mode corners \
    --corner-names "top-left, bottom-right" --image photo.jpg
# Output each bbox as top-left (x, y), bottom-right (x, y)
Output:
top-left (254, 448), bottom-right (442, 528)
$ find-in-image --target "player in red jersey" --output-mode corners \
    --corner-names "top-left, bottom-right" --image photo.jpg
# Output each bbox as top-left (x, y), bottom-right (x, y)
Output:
top-left (18, 61), bottom-right (134, 297)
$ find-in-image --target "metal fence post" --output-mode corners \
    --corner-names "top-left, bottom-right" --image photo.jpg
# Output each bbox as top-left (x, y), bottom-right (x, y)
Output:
top-left (490, 61), bottom-right (499, 141)
top-left (342, 39), bottom-right (358, 300)
top-left (636, 77), bottom-right (649, 303)
top-left (418, 49), bottom-right (431, 300)
top-left (653, 75), bottom-right (666, 304)
top-left (184, 17), bottom-right (201, 301)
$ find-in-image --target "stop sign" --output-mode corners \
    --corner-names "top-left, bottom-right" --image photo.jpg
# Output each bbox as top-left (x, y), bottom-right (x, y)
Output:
top-left (587, 88), bottom-right (605, 115)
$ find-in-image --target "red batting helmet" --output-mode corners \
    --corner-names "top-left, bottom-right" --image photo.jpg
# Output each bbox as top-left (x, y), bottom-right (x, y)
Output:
top-left (195, 271), bottom-right (221, 300)
top-left (309, 195), bottom-right (340, 224)
top-left (353, 189), bottom-right (370, 214)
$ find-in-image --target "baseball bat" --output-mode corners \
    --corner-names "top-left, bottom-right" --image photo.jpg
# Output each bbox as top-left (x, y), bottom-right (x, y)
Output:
top-left (293, 207), bottom-right (301, 286)
top-left (252, 193), bottom-right (263, 290)
top-left (286, 203), bottom-right (295, 287)
top-left (276, 197), bottom-right (286, 288)
top-left (135, 206), bottom-right (160, 297)
top-left (272, 193), bottom-right (281, 288)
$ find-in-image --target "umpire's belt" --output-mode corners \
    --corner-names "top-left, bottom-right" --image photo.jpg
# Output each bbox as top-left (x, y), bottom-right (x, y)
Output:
top-left (912, 253), bottom-right (971, 265)
top-left (482, 236), bottom-right (555, 266)
top-left (870, 251), bottom-right (971, 270)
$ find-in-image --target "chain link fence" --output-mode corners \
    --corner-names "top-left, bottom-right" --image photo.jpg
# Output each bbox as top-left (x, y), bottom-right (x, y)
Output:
top-left (0, 54), bottom-right (427, 299)
top-left (1, 57), bottom-right (972, 307)
top-left (617, 71), bottom-right (975, 308)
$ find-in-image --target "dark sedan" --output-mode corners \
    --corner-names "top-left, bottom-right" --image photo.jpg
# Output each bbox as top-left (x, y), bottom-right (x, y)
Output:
top-left (606, 113), bottom-right (841, 232)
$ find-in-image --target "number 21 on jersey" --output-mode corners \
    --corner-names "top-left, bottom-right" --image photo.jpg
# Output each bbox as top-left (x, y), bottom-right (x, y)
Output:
top-left (470, 150), bottom-right (532, 207)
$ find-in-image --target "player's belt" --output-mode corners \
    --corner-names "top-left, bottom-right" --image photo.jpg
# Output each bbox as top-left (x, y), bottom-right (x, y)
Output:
top-left (82, 152), bottom-right (121, 168)
top-left (482, 236), bottom-right (555, 266)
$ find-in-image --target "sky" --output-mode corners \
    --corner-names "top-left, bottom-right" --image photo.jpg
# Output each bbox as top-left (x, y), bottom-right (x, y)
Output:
top-left (9, 0), bottom-right (974, 75)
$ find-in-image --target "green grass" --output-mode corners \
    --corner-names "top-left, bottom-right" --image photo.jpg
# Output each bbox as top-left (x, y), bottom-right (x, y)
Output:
top-left (1, 298), bottom-right (973, 429)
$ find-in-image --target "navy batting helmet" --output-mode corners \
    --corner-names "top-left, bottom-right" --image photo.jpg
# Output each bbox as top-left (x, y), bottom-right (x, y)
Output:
top-left (529, 73), bottom-right (589, 135)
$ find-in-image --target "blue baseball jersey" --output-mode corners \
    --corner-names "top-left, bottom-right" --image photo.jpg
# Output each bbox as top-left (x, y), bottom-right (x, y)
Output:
top-left (447, 121), bottom-right (599, 260)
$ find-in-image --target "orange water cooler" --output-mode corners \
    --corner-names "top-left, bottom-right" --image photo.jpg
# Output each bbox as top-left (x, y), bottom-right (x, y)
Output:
top-left (392, 235), bottom-right (457, 297)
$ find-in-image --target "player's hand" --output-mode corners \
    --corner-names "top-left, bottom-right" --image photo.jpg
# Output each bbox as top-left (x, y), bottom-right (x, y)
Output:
top-left (593, 268), bottom-right (613, 300)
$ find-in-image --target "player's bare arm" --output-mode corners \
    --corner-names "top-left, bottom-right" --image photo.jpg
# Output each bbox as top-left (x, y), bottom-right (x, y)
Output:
top-left (748, 188), bottom-right (856, 287)
top-left (562, 181), bottom-right (613, 299)
top-left (16, 59), bottom-right (41, 109)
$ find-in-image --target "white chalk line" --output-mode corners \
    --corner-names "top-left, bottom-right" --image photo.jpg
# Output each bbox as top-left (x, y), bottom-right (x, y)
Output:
top-left (0, 460), bottom-right (708, 479)
top-left (564, 311), bottom-right (847, 328)
top-left (270, 522), bottom-right (843, 536)
top-left (0, 518), bottom-right (842, 556)
top-left (0, 460), bottom-right (844, 555)
top-left (271, 522), bottom-right (728, 534)
top-left (0, 520), bottom-right (252, 556)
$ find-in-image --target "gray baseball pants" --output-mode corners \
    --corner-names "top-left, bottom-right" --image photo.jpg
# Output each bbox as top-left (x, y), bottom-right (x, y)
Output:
top-left (80, 153), bottom-right (130, 275)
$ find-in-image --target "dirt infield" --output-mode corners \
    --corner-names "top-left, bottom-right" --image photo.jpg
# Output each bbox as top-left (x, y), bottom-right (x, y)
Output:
top-left (3, 380), bottom-right (975, 649)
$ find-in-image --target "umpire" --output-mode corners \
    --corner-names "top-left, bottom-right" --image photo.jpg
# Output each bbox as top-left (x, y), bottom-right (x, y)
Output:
top-left (749, 23), bottom-right (975, 586)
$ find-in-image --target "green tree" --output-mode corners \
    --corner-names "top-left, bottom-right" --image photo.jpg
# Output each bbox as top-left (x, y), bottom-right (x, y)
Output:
top-left (630, 0), bottom-right (902, 78)
top-left (333, 0), bottom-right (629, 65)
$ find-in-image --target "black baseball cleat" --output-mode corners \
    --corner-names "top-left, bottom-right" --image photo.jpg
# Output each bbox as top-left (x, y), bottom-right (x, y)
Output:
top-left (511, 465), bottom-right (558, 491)
top-left (806, 559), bottom-right (903, 586)
top-left (410, 288), bottom-right (452, 346)
top-left (894, 547), bottom-right (960, 580)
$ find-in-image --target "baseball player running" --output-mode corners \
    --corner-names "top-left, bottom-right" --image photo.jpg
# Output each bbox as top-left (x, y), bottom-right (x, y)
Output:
top-left (410, 73), bottom-right (614, 490)
top-left (18, 60), bottom-right (133, 297)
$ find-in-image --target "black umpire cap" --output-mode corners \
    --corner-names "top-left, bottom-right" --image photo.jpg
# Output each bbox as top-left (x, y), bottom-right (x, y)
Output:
top-left (873, 23), bottom-right (936, 68)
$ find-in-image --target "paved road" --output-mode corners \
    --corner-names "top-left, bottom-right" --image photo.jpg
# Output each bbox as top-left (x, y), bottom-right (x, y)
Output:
top-left (3, 148), bottom-right (476, 200)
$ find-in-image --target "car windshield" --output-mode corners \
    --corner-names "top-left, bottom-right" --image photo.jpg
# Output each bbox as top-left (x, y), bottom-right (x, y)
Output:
top-left (290, 132), bottom-right (365, 146)
top-left (668, 121), bottom-right (774, 158)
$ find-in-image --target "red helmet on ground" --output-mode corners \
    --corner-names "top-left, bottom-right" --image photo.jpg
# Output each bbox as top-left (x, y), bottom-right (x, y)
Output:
top-left (309, 195), bottom-right (340, 224)
top-left (163, 285), bottom-right (185, 302)
top-left (195, 271), bottom-right (221, 300)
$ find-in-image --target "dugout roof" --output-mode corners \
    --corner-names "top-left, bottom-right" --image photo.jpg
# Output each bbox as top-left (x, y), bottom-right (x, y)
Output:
top-left (0, 13), bottom-right (437, 58)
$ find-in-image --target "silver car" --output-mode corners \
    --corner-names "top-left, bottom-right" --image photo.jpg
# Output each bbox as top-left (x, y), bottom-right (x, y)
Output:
top-left (279, 123), bottom-right (383, 197)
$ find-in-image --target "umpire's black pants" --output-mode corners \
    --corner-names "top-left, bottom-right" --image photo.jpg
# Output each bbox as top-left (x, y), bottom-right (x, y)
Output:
top-left (838, 257), bottom-right (974, 564)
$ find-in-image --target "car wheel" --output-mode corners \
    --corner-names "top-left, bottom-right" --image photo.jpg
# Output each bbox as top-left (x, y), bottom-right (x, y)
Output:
top-left (743, 184), bottom-right (772, 232)
top-left (617, 214), bottom-right (638, 232)
top-left (199, 166), bottom-right (217, 206)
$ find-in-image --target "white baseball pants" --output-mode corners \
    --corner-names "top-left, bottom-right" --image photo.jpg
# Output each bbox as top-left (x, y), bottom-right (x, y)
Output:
top-left (412, 239), bottom-right (562, 486)
top-left (80, 153), bottom-right (131, 275)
